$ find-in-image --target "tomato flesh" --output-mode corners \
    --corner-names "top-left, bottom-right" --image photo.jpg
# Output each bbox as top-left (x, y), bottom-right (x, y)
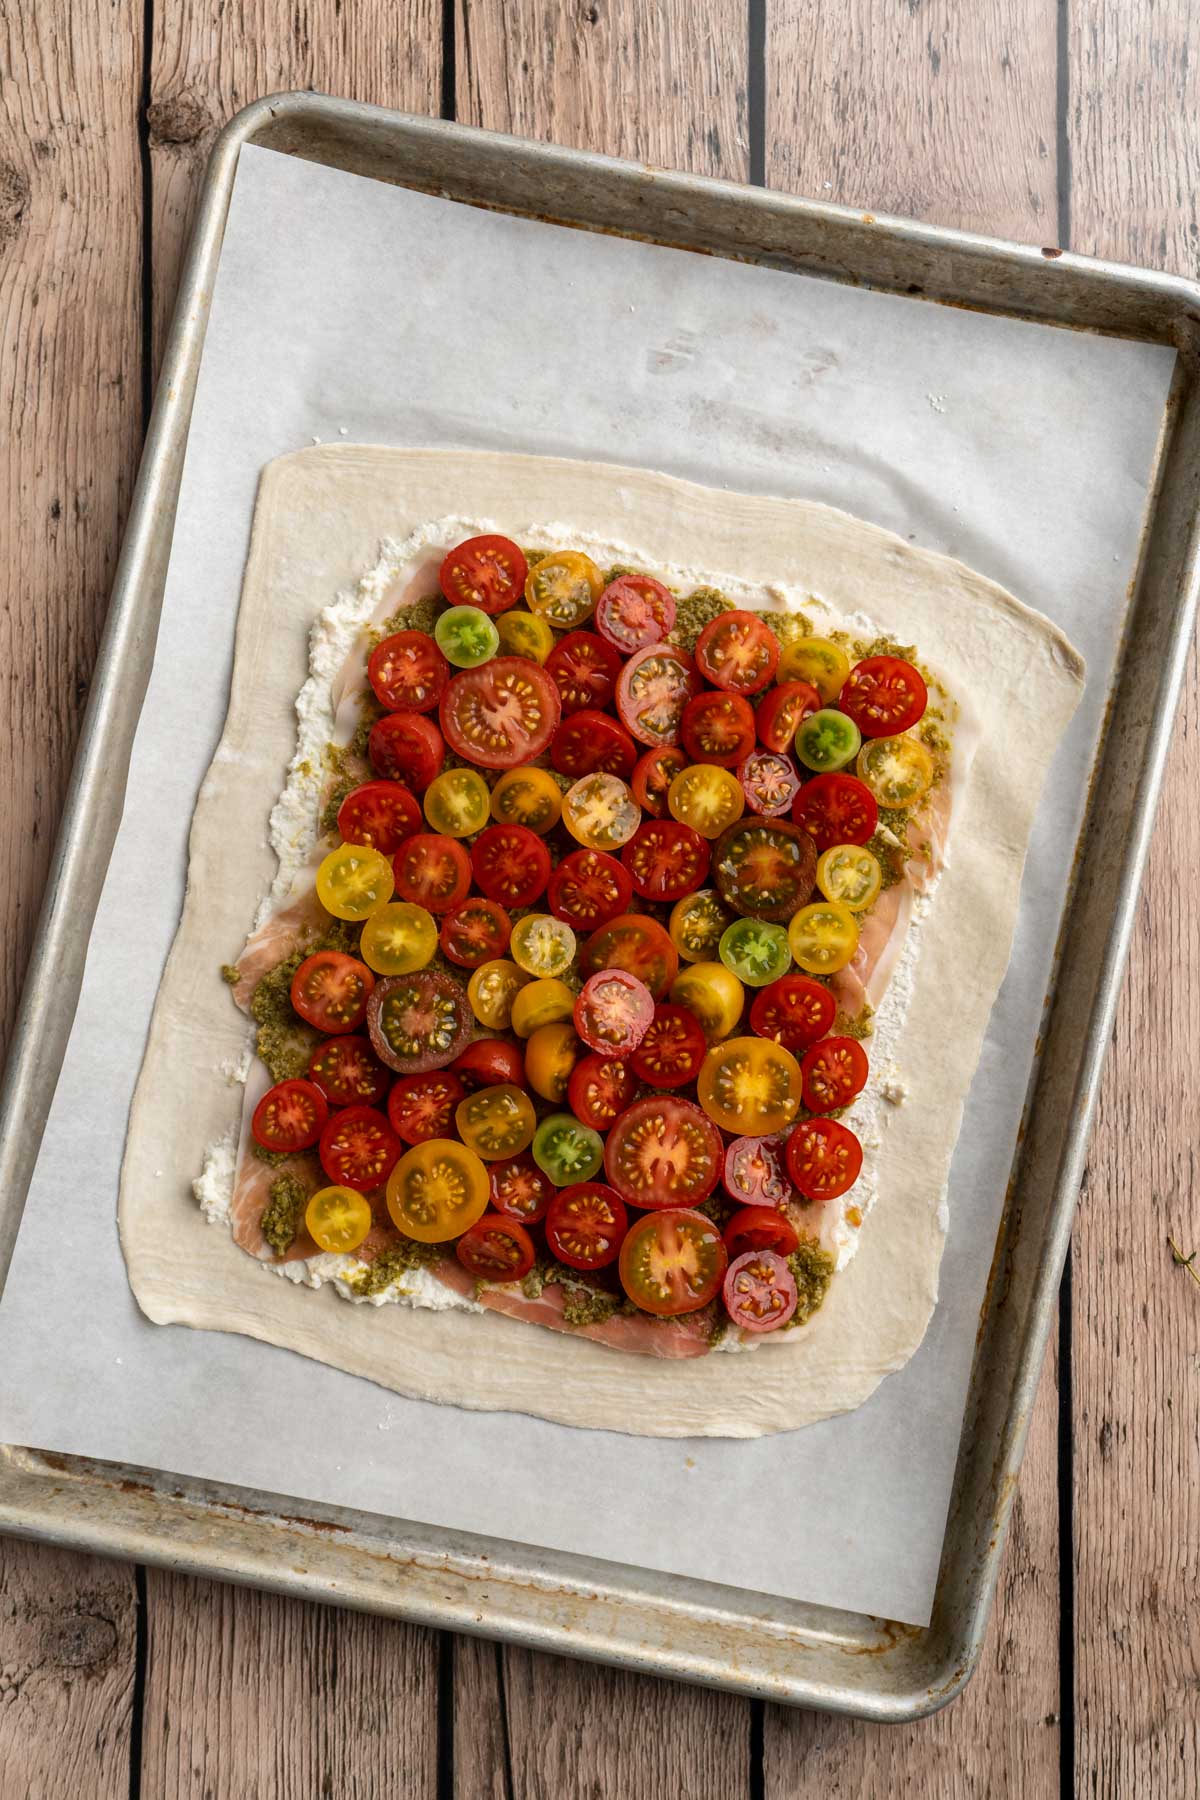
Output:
top-left (439, 534), bottom-right (528, 615)
top-left (471, 824), bottom-right (552, 907)
top-left (579, 913), bottom-right (679, 1000)
top-left (799, 1035), bottom-right (869, 1112)
top-left (439, 657), bottom-right (561, 769)
top-left (723, 1132), bottom-right (799, 1210)
top-left (547, 847), bottom-right (633, 932)
top-left (722, 1205), bottom-right (800, 1260)
top-left (694, 609), bottom-right (779, 695)
top-left (757, 681), bottom-right (821, 753)
top-left (387, 1071), bottom-right (465, 1145)
top-left (291, 951), bottom-right (375, 1034)
top-left (792, 772), bottom-right (879, 852)
top-left (368, 631), bottom-right (450, 713)
top-left (567, 1053), bottom-right (637, 1131)
top-left (621, 819), bottom-right (709, 903)
top-left (630, 1005), bottom-right (707, 1089)
top-left (604, 1096), bottom-right (722, 1209)
top-left (785, 1116), bottom-right (863, 1200)
top-left (457, 1211), bottom-right (536, 1280)
top-left (615, 644), bottom-right (699, 748)
top-left (631, 744), bottom-right (688, 818)
top-left (619, 1208), bottom-right (727, 1317)
top-left (723, 1249), bottom-right (798, 1332)
top-left (439, 896), bottom-right (512, 967)
top-left (749, 974), bottom-right (837, 1052)
top-left (574, 969), bottom-right (655, 1055)
top-left (392, 833), bottom-right (472, 914)
top-left (319, 1104), bottom-right (403, 1189)
top-left (738, 749), bottom-right (802, 818)
top-left (546, 1183), bottom-right (629, 1271)
top-left (838, 655), bottom-right (928, 736)
top-left (713, 818), bottom-right (818, 922)
top-left (367, 970), bottom-right (474, 1074)
top-left (551, 709), bottom-right (637, 780)
top-left (252, 1078), bottom-right (329, 1153)
top-left (367, 710), bottom-right (445, 790)
top-left (680, 691), bottom-right (757, 768)
top-left (453, 1039), bottom-right (526, 1090)
top-left (337, 780), bottom-right (422, 855)
top-left (595, 574), bottom-right (676, 654)
top-left (308, 1035), bottom-right (390, 1107)
top-left (545, 630), bottom-right (623, 713)
top-left (489, 1151), bottom-right (555, 1224)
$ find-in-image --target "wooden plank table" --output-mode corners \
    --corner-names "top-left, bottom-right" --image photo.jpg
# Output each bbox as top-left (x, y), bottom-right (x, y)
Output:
top-left (1, 2), bottom-right (1196, 1792)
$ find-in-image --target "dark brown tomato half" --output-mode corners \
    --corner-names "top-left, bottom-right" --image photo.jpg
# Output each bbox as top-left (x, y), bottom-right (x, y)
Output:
top-left (367, 970), bottom-right (474, 1074)
top-left (713, 817), bottom-right (818, 922)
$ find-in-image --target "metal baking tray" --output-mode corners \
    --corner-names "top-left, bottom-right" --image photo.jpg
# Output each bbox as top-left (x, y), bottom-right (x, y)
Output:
top-left (2, 92), bottom-right (1198, 1721)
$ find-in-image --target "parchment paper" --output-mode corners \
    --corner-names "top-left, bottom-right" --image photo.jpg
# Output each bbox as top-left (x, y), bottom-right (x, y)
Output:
top-left (0, 145), bottom-right (1174, 1626)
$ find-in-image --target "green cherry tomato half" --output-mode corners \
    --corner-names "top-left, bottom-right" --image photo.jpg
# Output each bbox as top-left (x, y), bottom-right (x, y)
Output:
top-left (531, 1112), bottom-right (605, 1187)
top-left (795, 707), bottom-right (862, 774)
top-left (718, 918), bottom-right (792, 988)
top-left (435, 605), bottom-right (501, 668)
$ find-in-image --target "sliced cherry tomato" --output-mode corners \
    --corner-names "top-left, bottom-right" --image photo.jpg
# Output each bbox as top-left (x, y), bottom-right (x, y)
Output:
top-left (756, 680), bottom-right (821, 753)
top-left (800, 1035), bottom-right (869, 1112)
top-left (367, 710), bottom-right (445, 790)
top-left (337, 780), bottom-right (422, 854)
top-left (453, 1038), bottom-right (526, 1090)
top-left (546, 1183), bottom-right (628, 1271)
top-left (838, 655), bottom-right (928, 737)
top-left (816, 843), bottom-right (882, 912)
top-left (316, 844), bottom-right (394, 921)
top-left (723, 1248), bottom-right (798, 1332)
top-left (531, 1112), bottom-right (605, 1186)
top-left (466, 959), bottom-right (530, 1031)
top-left (856, 734), bottom-right (935, 809)
top-left (252, 1078), bottom-right (329, 1153)
top-left (669, 960), bottom-right (745, 1041)
top-left (680, 690), bottom-right (757, 768)
top-left (439, 896), bottom-right (512, 968)
top-left (749, 974), bottom-right (837, 1051)
top-left (796, 708), bottom-right (861, 774)
top-left (615, 643), bottom-right (700, 748)
top-left (723, 1132), bottom-right (798, 1209)
top-left (509, 977), bottom-right (579, 1042)
top-left (439, 533), bottom-right (529, 615)
top-left (718, 917), bottom-right (791, 988)
top-left (439, 657), bottom-right (561, 769)
top-left (595, 573), bottom-right (676, 654)
top-left (621, 819), bottom-right (709, 903)
top-left (435, 605), bottom-right (500, 669)
top-left (579, 913), bottom-right (679, 1000)
top-left (777, 636), bottom-right (850, 702)
top-left (367, 631), bottom-right (450, 713)
top-left (561, 772), bottom-right (641, 851)
top-left (785, 1116), bottom-right (863, 1201)
top-left (567, 1052), bottom-right (637, 1131)
top-left (713, 818), bottom-right (818, 922)
top-left (489, 1152), bottom-right (554, 1224)
top-left (308, 1034), bottom-right (390, 1107)
top-left (471, 823), bottom-right (552, 907)
top-left (360, 902), bottom-right (438, 976)
top-left (668, 889), bottom-right (733, 965)
top-left (630, 1004), bottom-right (707, 1088)
top-left (787, 900), bottom-right (859, 975)
top-left (387, 1071), bottom-right (465, 1145)
top-left (456, 1212), bottom-right (536, 1281)
top-left (386, 1138), bottom-right (489, 1241)
top-left (524, 549), bottom-right (604, 630)
top-left (319, 1104), bottom-right (403, 1189)
top-left (550, 709), bottom-right (637, 779)
top-left (511, 914), bottom-right (576, 980)
top-left (737, 749), bottom-right (802, 818)
top-left (604, 1096), bottom-right (723, 1209)
top-left (545, 629), bottom-right (623, 714)
top-left (574, 969), bottom-right (655, 1055)
top-left (667, 763), bottom-right (744, 839)
top-left (455, 1083), bottom-right (537, 1160)
top-left (547, 847), bottom-right (633, 932)
top-left (496, 608), bottom-right (554, 663)
top-left (392, 832), bottom-right (471, 915)
top-left (697, 1035), bottom-right (802, 1135)
top-left (792, 771), bottom-right (879, 852)
top-left (367, 970), bottom-right (474, 1073)
top-left (305, 1186), bottom-right (373, 1255)
top-left (291, 950), bottom-right (375, 1033)
top-left (694, 609), bottom-right (779, 695)
top-left (423, 767), bottom-right (490, 837)
top-left (722, 1205), bottom-right (800, 1261)
top-left (524, 1021), bottom-right (579, 1103)
top-left (619, 1208), bottom-right (727, 1317)
top-left (489, 767), bottom-right (563, 835)
top-left (631, 744), bottom-right (688, 818)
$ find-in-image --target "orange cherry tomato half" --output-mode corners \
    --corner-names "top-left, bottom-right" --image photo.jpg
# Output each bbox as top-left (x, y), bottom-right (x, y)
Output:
top-left (252, 1078), bottom-right (329, 1154)
top-left (456, 1212), bottom-right (536, 1281)
top-left (799, 1035), bottom-right (869, 1112)
top-left (545, 1183), bottom-right (629, 1272)
top-left (619, 1207), bottom-right (728, 1317)
top-left (785, 1116), bottom-right (863, 1201)
top-left (439, 534), bottom-right (529, 615)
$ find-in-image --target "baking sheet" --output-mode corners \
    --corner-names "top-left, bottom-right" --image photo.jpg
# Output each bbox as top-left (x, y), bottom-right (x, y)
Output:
top-left (0, 145), bottom-right (1173, 1627)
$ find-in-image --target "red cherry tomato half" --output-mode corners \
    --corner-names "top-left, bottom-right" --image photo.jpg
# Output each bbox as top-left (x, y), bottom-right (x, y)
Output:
top-left (595, 573), bottom-right (676, 654)
top-left (786, 1115), bottom-right (863, 1201)
top-left (749, 975), bottom-right (837, 1052)
top-left (367, 710), bottom-right (445, 790)
top-left (579, 913), bottom-right (678, 1000)
top-left (631, 744), bottom-right (688, 818)
top-left (290, 950), bottom-right (375, 1034)
top-left (307, 1034), bottom-right (391, 1108)
top-left (722, 1204), bottom-right (801, 1261)
top-left (439, 534), bottom-right (529, 615)
top-left (545, 630), bottom-right (623, 714)
top-left (567, 1052), bottom-right (637, 1131)
top-left (756, 680), bottom-right (822, 754)
top-left (792, 771), bottom-right (879, 852)
top-left (470, 823), bottom-right (551, 907)
top-left (619, 1208), bottom-right (727, 1316)
top-left (574, 969), bottom-right (655, 1055)
top-left (723, 1132), bottom-right (799, 1210)
top-left (615, 643), bottom-right (700, 748)
top-left (392, 832), bottom-right (472, 914)
top-left (386, 1071), bottom-right (465, 1145)
top-left (680, 690), bottom-right (757, 768)
top-left (439, 657), bottom-right (561, 769)
top-left (630, 1004), bottom-right (708, 1089)
top-left (489, 1151), bottom-right (555, 1224)
top-left (337, 779), bottom-right (423, 855)
top-left (550, 709), bottom-right (637, 780)
top-left (838, 655), bottom-right (928, 737)
top-left (621, 819), bottom-right (709, 903)
top-left (319, 1104), bottom-right (403, 1189)
top-left (439, 896), bottom-right (512, 968)
top-left (694, 609), bottom-right (779, 696)
top-left (723, 1248), bottom-right (798, 1332)
top-left (252, 1078), bottom-right (329, 1153)
top-left (604, 1096), bottom-right (723, 1209)
top-left (453, 1039), bottom-right (527, 1091)
top-left (545, 1183), bottom-right (628, 1271)
top-left (737, 749), bottom-right (803, 818)
top-left (547, 847), bottom-right (633, 932)
top-left (456, 1212), bottom-right (536, 1281)
top-left (800, 1036), bottom-right (869, 1112)
top-left (367, 631), bottom-right (450, 714)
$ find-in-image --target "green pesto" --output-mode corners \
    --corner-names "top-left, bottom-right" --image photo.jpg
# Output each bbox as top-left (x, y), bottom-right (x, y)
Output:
top-left (851, 633), bottom-right (919, 664)
top-left (833, 1003), bottom-right (875, 1043)
top-left (349, 705), bottom-right (382, 763)
top-left (559, 1282), bottom-right (621, 1328)
top-left (367, 594), bottom-right (444, 649)
top-left (696, 1190), bottom-right (737, 1231)
top-left (877, 806), bottom-right (911, 838)
top-left (601, 563), bottom-right (642, 585)
top-left (320, 779), bottom-right (354, 836)
top-left (350, 1239), bottom-right (440, 1296)
top-left (249, 924), bottom-right (358, 1082)
top-left (919, 720), bottom-right (951, 756)
top-left (255, 1024), bottom-right (313, 1083)
top-left (252, 1142), bottom-right (289, 1168)
top-left (668, 585), bottom-right (734, 655)
top-left (759, 608), bottom-right (815, 650)
top-left (521, 1260), bottom-right (549, 1300)
top-left (260, 1174), bottom-right (308, 1256)
top-left (220, 963), bottom-right (241, 986)
top-left (866, 830), bottom-right (904, 891)
top-left (708, 1317), bottom-right (730, 1349)
top-left (784, 1238), bottom-right (836, 1328)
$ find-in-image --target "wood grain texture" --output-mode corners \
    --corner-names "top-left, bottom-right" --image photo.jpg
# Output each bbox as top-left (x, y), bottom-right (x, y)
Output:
top-left (0, 1538), bottom-right (136, 1800)
top-left (139, 1570), bottom-right (439, 1798)
top-left (1067, 7), bottom-right (1200, 1793)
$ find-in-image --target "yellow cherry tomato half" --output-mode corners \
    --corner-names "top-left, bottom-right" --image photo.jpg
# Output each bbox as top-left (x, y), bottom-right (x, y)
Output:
top-left (359, 901), bottom-right (439, 975)
top-left (697, 1035), bottom-right (803, 1135)
top-left (510, 912), bottom-right (577, 979)
top-left (788, 900), bottom-right (860, 974)
top-left (385, 1138), bottom-right (490, 1242)
top-left (856, 733), bottom-right (936, 808)
top-left (524, 1021), bottom-right (580, 1104)
top-left (490, 766), bottom-right (564, 834)
top-left (423, 766), bottom-right (491, 838)
top-left (561, 771), bottom-right (641, 851)
top-left (467, 958), bottom-right (530, 1030)
top-left (524, 550), bottom-right (605, 630)
top-left (669, 889), bottom-right (735, 964)
top-left (777, 635), bottom-right (851, 703)
top-left (816, 843), bottom-right (882, 912)
top-left (305, 1185), bottom-right (373, 1254)
top-left (316, 843), bottom-right (394, 920)
top-left (667, 764), bottom-right (745, 840)
top-left (669, 960), bottom-right (745, 1042)
top-left (510, 976), bottom-right (576, 1040)
top-left (496, 608), bottom-right (555, 663)
top-left (454, 1083), bottom-right (537, 1160)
